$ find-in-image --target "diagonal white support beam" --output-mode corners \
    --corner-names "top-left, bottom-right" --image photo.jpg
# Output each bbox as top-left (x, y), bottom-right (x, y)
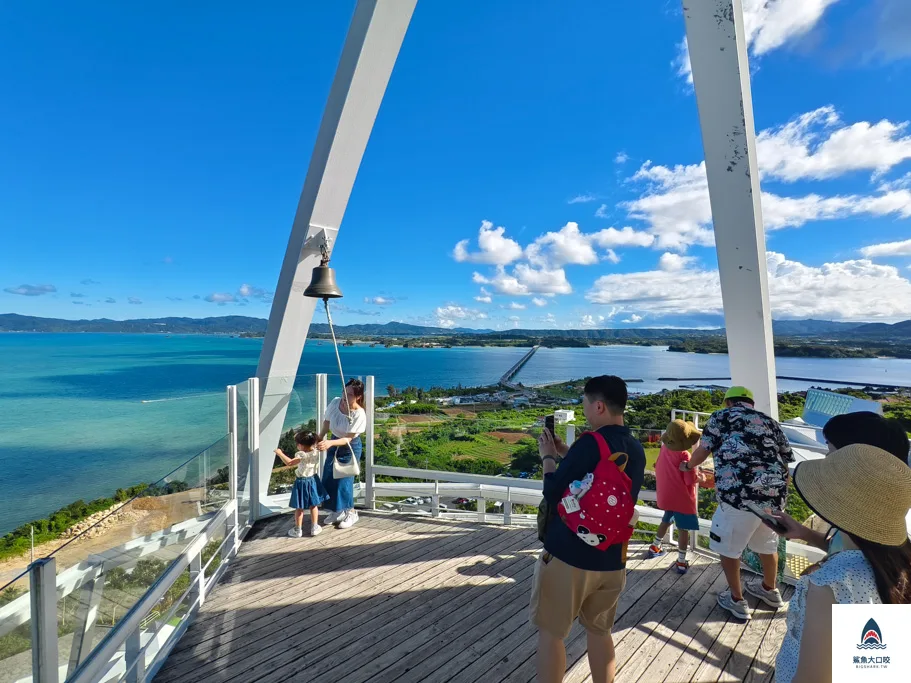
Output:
top-left (253, 0), bottom-right (417, 514)
top-left (683, 0), bottom-right (779, 419)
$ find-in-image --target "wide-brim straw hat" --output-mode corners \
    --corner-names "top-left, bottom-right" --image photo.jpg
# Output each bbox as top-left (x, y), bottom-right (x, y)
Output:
top-left (661, 419), bottom-right (702, 451)
top-left (794, 443), bottom-right (911, 547)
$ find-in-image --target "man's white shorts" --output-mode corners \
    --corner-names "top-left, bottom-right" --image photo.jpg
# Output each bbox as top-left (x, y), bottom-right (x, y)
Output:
top-left (709, 503), bottom-right (779, 558)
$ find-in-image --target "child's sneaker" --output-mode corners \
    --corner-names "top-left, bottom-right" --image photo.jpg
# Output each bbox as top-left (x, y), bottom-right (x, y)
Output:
top-left (717, 589), bottom-right (751, 620)
top-left (675, 560), bottom-right (689, 575)
top-left (746, 579), bottom-right (784, 609)
top-left (310, 523), bottom-right (322, 537)
top-left (288, 527), bottom-right (303, 538)
top-left (647, 544), bottom-right (666, 559)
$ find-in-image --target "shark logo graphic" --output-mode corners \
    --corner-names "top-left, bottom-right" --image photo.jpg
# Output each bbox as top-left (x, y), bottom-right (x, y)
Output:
top-left (857, 618), bottom-right (887, 650)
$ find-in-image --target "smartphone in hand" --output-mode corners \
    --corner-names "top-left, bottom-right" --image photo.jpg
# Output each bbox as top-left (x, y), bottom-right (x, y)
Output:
top-left (544, 415), bottom-right (555, 439)
top-left (744, 501), bottom-right (787, 533)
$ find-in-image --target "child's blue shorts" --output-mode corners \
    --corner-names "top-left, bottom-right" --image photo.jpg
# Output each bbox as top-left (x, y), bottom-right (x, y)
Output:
top-left (661, 509), bottom-right (700, 531)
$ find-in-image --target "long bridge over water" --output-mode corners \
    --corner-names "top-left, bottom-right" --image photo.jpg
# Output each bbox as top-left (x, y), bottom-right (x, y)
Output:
top-left (499, 345), bottom-right (538, 389)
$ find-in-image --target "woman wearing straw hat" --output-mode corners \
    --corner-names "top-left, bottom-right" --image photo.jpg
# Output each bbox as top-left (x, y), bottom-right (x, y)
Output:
top-left (771, 444), bottom-right (911, 683)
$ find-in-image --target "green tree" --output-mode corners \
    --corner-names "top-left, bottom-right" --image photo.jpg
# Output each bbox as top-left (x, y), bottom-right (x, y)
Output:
top-left (509, 442), bottom-right (540, 474)
top-left (386, 384), bottom-right (397, 398)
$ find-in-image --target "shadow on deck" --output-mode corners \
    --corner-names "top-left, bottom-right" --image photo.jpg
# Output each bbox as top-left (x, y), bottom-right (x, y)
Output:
top-left (153, 511), bottom-right (791, 683)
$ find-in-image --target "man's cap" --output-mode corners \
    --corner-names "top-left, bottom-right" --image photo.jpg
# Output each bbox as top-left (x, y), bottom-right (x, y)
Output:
top-left (723, 386), bottom-right (754, 404)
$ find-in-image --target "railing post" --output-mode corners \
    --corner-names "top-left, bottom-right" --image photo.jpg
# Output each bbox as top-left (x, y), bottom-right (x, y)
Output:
top-left (190, 552), bottom-right (205, 609)
top-left (30, 557), bottom-right (59, 683)
top-left (226, 384), bottom-right (239, 557)
top-left (316, 373), bottom-right (328, 477)
top-left (247, 377), bottom-right (261, 523)
top-left (693, 413), bottom-right (700, 430)
top-left (124, 626), bottom-right (144, 683)
top-left (477, 496), bottom-right (486, 523)
top-left (365, 375), bottom-right (376, 510)
top-left (504, 488), bottom-right (512, 525)
top-left (566, 424), bottom-right (576, 444)
top-left (431, 481), bottom-right (440, 518)
top-left (671, 409), bottom-right (678, 422)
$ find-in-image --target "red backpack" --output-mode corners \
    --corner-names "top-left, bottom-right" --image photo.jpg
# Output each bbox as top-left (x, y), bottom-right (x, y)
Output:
top-left (557, 431), bottom-right (635, 551)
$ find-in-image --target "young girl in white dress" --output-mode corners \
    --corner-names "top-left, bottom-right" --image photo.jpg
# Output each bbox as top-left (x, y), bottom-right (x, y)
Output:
top-left (274, 431), bottom-right (329, 537)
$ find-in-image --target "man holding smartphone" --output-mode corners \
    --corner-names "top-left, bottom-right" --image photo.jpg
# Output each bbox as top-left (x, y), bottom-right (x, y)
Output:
top-left (680, 386), bottom-right (794, 621)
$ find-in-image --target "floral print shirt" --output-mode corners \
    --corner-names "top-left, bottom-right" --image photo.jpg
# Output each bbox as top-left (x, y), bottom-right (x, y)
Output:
top-left (700, 405), bottom-right (794, 511)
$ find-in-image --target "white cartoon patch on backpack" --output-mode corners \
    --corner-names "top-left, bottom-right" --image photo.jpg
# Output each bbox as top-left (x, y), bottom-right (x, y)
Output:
top-left (576, 524), bottom-right (607, 546)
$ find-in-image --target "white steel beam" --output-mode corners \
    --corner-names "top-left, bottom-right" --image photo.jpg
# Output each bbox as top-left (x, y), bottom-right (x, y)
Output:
top-left (253, 0), bottom-right (417, 513)
top-left (683, 0), bottom-right (779, 419)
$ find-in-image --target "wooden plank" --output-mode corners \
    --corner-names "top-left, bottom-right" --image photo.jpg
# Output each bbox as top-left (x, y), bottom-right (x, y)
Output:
top-left (165, 521), bottom-right (479, 670)
top-left (175, 515), bottom-right (491, 644)
top-left (622, 565), bottom-right (727, 683)
top-left (718, 600), bottom-right (780, 681)
top-left (157, 523), bottom-right (527, 682)
top-left (494, 547), bottom-right (673, 683)
top-left (689, 594), bottom-right (761, 682)
top-left (246, 540), bottom-right (538, 683)
top-left (563, 556), bottom-right (712, 683)
top-left (609, 559), bottom-right (721, 683)
top-left (742, 585), bottom-right (793, 683)
top-left (328, 562), bottom-right (536, 683)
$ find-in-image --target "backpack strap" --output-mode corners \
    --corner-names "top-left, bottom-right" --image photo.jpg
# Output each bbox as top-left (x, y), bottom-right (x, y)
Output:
top-left (584, 431), bottom-right (628, 472)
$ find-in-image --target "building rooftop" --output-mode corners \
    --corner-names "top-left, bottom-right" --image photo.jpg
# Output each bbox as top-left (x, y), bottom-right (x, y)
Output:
top-left (153, 511), bottom-right (793, 683)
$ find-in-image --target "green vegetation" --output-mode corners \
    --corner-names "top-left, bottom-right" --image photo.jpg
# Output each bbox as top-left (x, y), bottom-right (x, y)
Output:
top-left (669, 338), bottom-right (911, 360)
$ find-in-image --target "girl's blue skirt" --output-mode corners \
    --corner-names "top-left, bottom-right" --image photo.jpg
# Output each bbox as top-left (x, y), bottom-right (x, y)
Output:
top-left (322, 438), bottom-right (362, 512)
top-left (290, 475), bottom-right (329, 510)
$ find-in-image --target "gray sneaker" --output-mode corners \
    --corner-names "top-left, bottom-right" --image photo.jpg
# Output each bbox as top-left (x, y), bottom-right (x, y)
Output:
top-left (288, 527), bottom-right (303, 538)
top-left (746, 579), bottom-right (784, 609)
top-left (717, 589), bottom-right (751, 620)
top-left (323, 510), bottom-right (339, 525)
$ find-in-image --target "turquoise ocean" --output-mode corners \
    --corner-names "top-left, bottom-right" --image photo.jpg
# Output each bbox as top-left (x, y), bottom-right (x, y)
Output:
top-left (2, 332), bottom-right (911, 534)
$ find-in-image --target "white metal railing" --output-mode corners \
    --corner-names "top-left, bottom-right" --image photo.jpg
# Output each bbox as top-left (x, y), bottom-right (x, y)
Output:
top-left (669, 408), bottom-right (712, 431)
top-left (2, 384), bottom-right (253, 683)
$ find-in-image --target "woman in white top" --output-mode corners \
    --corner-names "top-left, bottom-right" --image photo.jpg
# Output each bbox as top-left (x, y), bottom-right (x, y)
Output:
top-left (770, 444), bottom-right (911, 683)
top-left (318, 378), bottom-right (367, 529)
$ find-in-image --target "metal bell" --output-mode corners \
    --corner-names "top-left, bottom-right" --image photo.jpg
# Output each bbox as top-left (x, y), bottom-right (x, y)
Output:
top-left (303, 263), bottom-right (343, 299)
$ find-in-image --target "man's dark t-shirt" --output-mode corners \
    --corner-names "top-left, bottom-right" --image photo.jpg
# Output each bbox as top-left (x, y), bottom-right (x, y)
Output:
top-left (542, 425), bottom-right (645, 571)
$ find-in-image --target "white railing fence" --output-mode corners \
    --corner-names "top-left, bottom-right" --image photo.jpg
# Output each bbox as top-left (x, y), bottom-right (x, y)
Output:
top-left (1, 385), bottom-right (254, 683)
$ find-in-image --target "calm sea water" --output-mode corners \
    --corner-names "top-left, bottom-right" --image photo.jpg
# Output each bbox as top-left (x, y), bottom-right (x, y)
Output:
top-left (2, 333), bottom-right (911, 534)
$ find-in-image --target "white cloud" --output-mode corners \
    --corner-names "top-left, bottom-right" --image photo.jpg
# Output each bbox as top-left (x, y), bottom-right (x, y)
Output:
top-left (453, 220), bottom-right (524, 265)
top-left (365, 296), bottom-right (396, 305)
top-left (532, 297), bottom-right (548, 307)
top-left (4, 284), bottom-right (56, 296)
top-left (434, 305), bottom-right (488, 329)
top-left (128, 297), bottom-right (143, 305)
top-left (474, 264), bottom-right (572, 296)
top-left (625, 140), bottom-right (911, 250)
top-left (205, 292), bottom-right (237, 303)
top-left (237, 284), bottom-right (272, 303)
top-left (595, 204), bottom-right (610, 219)
top-left (568, 194), bottom-right (596, 204)
top-left (506, 302), bottom-right (526, 310)
top-left (591, 226), bottom-right (655, 249)
top-left (756, 106), bottom-right (911, 181)
top-left (658, 253), bottom-right (697, 272)
top-left (105, 297), bottom-right (116, 304)
top-left (537, 313), bottom-right (558, 326)
top-left (674, 1), bottom-right (841, 83)
top-left (507, 315), bottom-right (521, 328)
top-left (615, 152), bottom-right (629, 164)
top-left (580, 314), bottom-right (606, 329)
top-left (526, 222), bottom-right (650, 268)
top-left (860, 238), bottom-right (911, 258)
top-left (622, 314), bottom-right (643, 324)
top-left (474, 294), bottom-right (492, 304)
top-left (586, 251), bottom-right (911, 321)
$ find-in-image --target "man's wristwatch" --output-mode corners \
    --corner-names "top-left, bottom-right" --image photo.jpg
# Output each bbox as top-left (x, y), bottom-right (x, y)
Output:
top-left (542, 455), bottom-right (557, 464)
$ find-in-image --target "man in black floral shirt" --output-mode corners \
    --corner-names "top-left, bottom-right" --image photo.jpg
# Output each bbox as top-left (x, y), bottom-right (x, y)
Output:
top-left (683, 386), bottom-right (794, 620)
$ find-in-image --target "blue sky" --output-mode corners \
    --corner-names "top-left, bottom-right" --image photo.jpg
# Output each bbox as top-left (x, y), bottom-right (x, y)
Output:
top-left (2, 0), bottom-right (911, 330)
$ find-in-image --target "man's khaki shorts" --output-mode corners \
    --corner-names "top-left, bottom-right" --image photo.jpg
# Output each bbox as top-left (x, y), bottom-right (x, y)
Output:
top-left (528, 551), bottom-right (626, 639)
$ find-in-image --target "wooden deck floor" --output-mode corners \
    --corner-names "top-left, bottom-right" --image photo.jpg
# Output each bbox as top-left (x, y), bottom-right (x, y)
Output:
top-left (154, 512), bottom-right (792, 683)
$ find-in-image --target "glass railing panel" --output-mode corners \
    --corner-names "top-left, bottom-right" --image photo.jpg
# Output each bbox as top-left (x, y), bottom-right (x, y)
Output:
top-left (0, 567), bottom-right (32, 683)
top-left (259, 375), bottom-right (321, 496)
top-left (47, 436), bottom-right (229, 676)
top-left (235, 382), bottom-right (251, 528)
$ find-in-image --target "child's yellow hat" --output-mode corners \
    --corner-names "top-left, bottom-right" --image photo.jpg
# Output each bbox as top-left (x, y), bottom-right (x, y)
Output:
top-left (661, 419), bottom-right (701, 451)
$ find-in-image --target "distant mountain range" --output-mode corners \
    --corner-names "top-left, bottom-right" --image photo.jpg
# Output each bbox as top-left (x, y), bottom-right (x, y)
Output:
top-left (3, 313), bottom-right (911, 341)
